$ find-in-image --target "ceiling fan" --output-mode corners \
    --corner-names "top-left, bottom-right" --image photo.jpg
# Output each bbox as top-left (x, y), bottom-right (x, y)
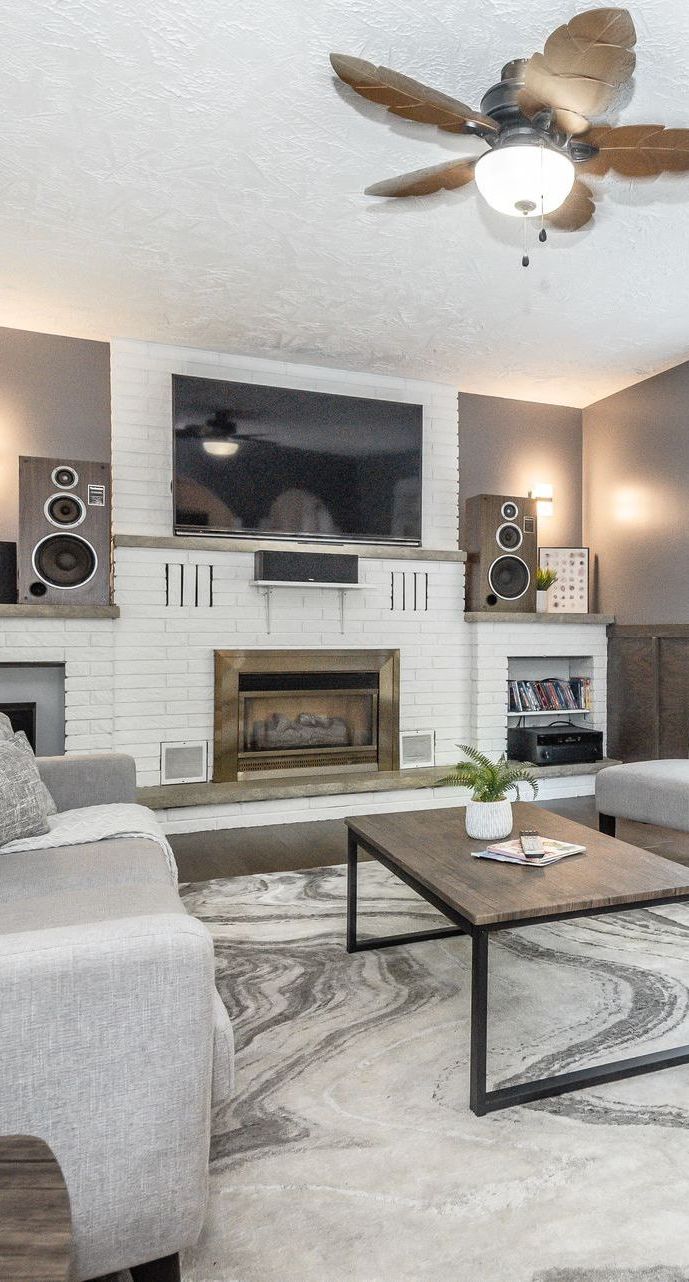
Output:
top-left (176, 410), bottom-right (266, 457)
top-left (330, 7), bottom-right (689, 262)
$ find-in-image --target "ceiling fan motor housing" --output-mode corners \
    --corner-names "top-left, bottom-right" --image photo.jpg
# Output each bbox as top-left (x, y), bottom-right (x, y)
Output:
top-left (479, 60), bottom-right (529, 125)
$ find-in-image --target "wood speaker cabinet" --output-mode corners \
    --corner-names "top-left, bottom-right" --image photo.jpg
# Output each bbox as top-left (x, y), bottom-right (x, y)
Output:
top-left (465, 494), bottom-right (537, 613)
top-left (17, 456), bottom-right (111, 606)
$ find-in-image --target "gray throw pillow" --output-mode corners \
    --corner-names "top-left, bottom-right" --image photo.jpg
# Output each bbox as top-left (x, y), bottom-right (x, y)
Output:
top-left (0, 739), bottom-right (50, 847)
top-left (0, 713), bottom-right (58, 815)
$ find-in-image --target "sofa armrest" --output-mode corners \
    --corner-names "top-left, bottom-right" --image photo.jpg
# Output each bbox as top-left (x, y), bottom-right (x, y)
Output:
top-left (37, 752), bottom-right (137, 811)
top-left (0, 912), bottom-right (215, 1280)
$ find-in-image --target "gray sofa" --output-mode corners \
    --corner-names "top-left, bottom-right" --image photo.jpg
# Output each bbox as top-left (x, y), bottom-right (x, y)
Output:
top-left (597, 759), bottom-right (689, 837)
top-left (0, 753), bottom-right (234, 1282)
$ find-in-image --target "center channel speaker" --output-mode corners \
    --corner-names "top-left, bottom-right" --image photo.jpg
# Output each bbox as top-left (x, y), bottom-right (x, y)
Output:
top-left (465, 494), bottom-right (537, 613)
top-left (254, 550), bottom-right (359, 584)
top-left (18, 456), bottom-right (111, 606)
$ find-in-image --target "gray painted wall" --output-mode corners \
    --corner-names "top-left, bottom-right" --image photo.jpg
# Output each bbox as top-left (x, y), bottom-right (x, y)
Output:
top-left (458, 392), bottom-right (583, 549)
top-left (583, 359), bottom-right (689, 624)
top-left (0, 327), bottom-right (110, 542)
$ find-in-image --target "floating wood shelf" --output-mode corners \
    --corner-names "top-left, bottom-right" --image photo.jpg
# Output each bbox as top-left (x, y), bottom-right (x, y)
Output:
top-left (251, 580), bottom-right (366, 634)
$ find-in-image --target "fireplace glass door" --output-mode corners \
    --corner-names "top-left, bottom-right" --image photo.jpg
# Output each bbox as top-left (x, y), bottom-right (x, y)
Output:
top-left (238, 675), bottom-right (378, 776)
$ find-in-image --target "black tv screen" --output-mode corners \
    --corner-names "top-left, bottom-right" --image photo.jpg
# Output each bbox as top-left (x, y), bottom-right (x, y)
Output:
top-left (172, 375), bottom-right (423, 544)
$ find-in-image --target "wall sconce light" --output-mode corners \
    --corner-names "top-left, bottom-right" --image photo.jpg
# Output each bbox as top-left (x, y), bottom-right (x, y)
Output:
top-left (529, 483), bottom-right (554, 518)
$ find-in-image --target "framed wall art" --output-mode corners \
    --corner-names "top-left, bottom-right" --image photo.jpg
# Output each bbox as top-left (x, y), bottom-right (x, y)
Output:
top-left (538, 546), bottom-right (589, 614)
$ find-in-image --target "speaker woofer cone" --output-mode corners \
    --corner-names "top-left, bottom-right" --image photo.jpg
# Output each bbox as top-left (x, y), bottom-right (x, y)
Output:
top-left (488, 555), bottom-right (530, 601)
top-left (32, 534), bottom-right (97, 590)
top-left (45, 493), bottom-right (86, 528)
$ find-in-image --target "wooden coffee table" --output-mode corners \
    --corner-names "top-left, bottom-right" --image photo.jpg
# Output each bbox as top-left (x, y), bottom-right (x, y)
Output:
top-left (345, 801), bottom-right (689, 1116)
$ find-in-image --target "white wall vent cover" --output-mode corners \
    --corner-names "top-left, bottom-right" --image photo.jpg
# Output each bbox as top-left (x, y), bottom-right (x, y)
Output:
top-left (161, 740), bottom-right (208, 785)
top-left (400, 730), bottom-right (435, 769)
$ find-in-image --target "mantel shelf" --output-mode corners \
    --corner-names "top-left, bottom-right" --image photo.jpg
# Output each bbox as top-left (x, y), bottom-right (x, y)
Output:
top-left (465, 612), bottom-right (614, 625)
top-left (0, 604), bottom-right (119, 619)
top-left (115, 533), bottom-right (466, 562)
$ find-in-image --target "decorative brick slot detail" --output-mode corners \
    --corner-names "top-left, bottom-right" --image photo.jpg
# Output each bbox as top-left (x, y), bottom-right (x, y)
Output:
top-left (390, 571), bottom-right (428, 612)
top-left (165, 562), bottom-right (214, 607)
top-left (213, 649), bottom-right (400, 782)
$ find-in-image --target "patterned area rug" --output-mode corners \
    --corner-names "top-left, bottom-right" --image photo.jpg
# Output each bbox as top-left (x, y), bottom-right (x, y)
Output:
top-left (177, 862), bottom-right (689, 1282)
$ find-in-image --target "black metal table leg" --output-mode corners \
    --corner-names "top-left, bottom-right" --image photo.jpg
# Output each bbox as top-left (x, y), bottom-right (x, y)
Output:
top-left (471, 913), bottom-right (689, 1115)
top-left (470, 928), bottom-right (489, 1116)
top-left (346, 828), bottom-right (358, 953)
top-left (345, 828), bottom-right (467, 953)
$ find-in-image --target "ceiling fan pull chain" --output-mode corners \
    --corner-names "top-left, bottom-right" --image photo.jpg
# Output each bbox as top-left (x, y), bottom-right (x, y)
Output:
top-left (538, 148), bottom-right (547, 243)
top-left (521, 213), bottom-right (530, 268)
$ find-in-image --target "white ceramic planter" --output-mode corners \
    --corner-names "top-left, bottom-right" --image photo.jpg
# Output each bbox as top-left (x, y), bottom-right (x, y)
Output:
top-left (465, 798), bottom-right (513, 841)
top-left (536, 590), bottom-right (548, 613)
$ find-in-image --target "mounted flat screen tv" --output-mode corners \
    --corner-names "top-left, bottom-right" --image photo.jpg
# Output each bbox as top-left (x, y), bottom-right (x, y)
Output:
top-left (172, 375), bottom-right (423, 544)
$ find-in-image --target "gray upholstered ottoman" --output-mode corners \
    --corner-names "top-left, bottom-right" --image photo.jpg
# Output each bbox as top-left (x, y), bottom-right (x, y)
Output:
top-left (596, 760), bottom-right (689, 837)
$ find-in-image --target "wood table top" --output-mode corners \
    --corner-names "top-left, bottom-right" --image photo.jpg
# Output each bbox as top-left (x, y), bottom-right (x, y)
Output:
top-left (346, 802), bottom-right (689, 927)
top-left (0, 1136), bottom-right (72, 1282)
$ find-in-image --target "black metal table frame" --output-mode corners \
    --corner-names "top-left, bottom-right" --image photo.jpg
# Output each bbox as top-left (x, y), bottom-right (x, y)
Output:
top-left (346, 828), bottom-right (689, 1116)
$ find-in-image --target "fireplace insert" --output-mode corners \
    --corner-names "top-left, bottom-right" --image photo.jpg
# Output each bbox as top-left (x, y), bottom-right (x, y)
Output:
top-left (214, 649), bottom-right (399, 781)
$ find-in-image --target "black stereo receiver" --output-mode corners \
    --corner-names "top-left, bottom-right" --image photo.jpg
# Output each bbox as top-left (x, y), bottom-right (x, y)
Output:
top-left (507, 725), bottom-right (603, 766)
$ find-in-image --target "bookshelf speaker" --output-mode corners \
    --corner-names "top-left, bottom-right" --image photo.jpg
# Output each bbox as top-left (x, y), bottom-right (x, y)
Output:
top-left (465, 494), bottom-right (537, 613)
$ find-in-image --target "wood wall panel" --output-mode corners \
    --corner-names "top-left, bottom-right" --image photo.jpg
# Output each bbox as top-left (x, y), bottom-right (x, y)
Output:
top-left (608, 626), bottom-right (689, 762)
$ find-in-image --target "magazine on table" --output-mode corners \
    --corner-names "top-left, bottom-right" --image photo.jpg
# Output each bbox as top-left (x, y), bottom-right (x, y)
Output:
top-left (471, 837), bottom-right (586, 867)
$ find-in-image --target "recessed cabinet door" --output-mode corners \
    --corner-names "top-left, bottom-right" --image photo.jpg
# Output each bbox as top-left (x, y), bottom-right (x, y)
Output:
top-left (658, 637), bottom-right (689, 758)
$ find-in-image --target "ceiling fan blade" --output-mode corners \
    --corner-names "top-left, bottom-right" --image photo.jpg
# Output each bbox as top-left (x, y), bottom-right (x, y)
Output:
top-left (365, 158), bottom-right (477, 198)
top-left (567, 7), bottom-right (636, 47)
top-left (581, 125), bottom-right (689, 176)
top-left (330, 54), bottom-right (498, 134)
top-left (519, 8), bottom-right (636, 126)
top-left (543, 26), bottom-right (635, 85)
top-left (544, 179), bottom-right (595, 229)
top-left (521, 52), bottom-right (616, 119)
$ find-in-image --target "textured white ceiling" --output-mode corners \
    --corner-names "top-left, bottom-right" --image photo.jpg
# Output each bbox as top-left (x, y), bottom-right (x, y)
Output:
top-left (1, 0), bottom-right (689, 406)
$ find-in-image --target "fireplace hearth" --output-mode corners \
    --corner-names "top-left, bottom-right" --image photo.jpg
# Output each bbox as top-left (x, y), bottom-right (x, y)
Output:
top-left (214, 649), bottom-right (399, 781)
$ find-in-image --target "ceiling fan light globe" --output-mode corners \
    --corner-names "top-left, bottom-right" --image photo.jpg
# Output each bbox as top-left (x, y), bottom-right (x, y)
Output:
top-left (474, 144), bottom-right (575, 217)
top-left (202, 439), bottom-right (240, 457)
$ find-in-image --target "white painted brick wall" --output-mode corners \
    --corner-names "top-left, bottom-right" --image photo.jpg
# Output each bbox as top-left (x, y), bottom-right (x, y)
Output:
top-left (0, 336), bottom-right (609, 832)
top-left (111, 546), bottom-right (472, 786)
top-left (468, 619), bottom-right (609, 760)
top-left (110, 339), bottom-right (460, 550)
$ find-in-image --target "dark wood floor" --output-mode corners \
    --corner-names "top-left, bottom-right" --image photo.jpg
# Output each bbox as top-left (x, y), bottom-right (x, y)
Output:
top-left (169, 795), bottom-right (689, 882)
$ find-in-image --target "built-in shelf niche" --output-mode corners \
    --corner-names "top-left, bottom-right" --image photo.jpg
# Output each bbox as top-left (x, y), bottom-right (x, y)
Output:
top-left (507, 655), bottom-right (595, 725)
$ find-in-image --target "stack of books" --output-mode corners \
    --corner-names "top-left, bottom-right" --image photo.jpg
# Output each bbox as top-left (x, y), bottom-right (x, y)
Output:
top-left (471, 837), bottom-right (586, 867)
top-left (508, 677), bottom-right (592, 714)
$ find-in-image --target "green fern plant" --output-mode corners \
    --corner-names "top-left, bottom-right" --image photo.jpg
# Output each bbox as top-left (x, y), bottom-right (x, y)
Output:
top-left (440, 744), bottom-right (538, 802)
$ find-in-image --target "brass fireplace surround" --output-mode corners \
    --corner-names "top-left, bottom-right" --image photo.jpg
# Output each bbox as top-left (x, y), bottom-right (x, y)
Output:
top-left (213, 649), bottom-right (400, 783)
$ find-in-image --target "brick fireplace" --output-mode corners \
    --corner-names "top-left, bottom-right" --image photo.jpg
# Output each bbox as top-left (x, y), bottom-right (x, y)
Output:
top-left (213, 649), bottom-right (400, 782)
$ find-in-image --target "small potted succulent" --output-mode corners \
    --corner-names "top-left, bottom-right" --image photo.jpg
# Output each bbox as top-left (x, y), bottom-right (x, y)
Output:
top-left (441, 745), bottom-right (538, 841)
top-left (536, 565), bottom-right (558, 613)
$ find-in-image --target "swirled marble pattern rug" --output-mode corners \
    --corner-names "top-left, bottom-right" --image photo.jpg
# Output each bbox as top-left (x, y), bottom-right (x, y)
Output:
top-left (178, 861), bottom-right (689, 1282)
